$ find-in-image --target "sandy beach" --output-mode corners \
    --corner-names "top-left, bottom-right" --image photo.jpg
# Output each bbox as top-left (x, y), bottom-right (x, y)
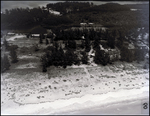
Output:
top-left (1, 52), bottom-right (149, 114)
top-left (1, 85), bottom-right (149, 115)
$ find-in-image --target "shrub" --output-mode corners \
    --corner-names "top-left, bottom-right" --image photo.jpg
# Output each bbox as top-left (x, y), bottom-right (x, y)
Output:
top-left (63, 65), bottom-right (67, 69)
top-left (120, 46), bottom-right (134, 62)
top-left (143, 64), bottom-right (149, 69)
top-left (54, 42), bottom-right (59, 51)
top-left (19, 47), bottom-right (28, 54)
top-left (40, 33), bottom-right (45, 39)
top-left (65, 41), bottom-right (68, 49)
top-left (81, 51), bottom-right (88, 64)
top-left (135, 49), bottom-right (145, 62)
top-left (80, 41), bottom-right (85, 49)
top-left (39, 34), bottom-right (44, 44)
top-left (26, 33), bottom-right (30, 38)
top-left (8, 45), bottom-right (18, 51)
top-left (46, 38), bottom-right (49, 45)
top-left (34, 44), bottom-right (39, 51)
top-left (42, 64), bottom-right (47, 72)
top-left (68, 40), bottom-right (76, 49)
top-left (107, 35), bottom-right (115, 49)
top-left (94, 48), bottom-right (110, 66)
top-left (73, 53), bottom-right (80, 65)
top-left (93, 35), bottom-right (100, 50)
top-left (45, 46), bottom-right (55, 51)
top-left (1, 54), bottom-right (11, 72)
top-left (40, 54), bottom-right (48, 66)
top-left (85, 37), bottom-right (91, 52)
top-left (3, 38), bottom-right (9, 50)
top-left (65, 49), bottom-right (75, 66)
top-left (10, 49), bottom-right (18, 63)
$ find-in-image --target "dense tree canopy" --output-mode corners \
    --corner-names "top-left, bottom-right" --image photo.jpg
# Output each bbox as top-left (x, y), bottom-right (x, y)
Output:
top-left (1, 2), bottom-right (148, 32)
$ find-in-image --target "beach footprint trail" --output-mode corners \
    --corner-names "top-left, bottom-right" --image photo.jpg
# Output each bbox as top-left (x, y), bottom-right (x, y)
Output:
top-left (83, 66), bottom-right (94, 85)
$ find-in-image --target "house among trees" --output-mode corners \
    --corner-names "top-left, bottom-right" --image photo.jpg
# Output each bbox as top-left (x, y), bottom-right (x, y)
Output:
top-left (7, 32), bottom-right (15, 36)
top-left (75, 40), bottom-right (82, 45)
top-left (29, 26), bottom-right (47, 38)
top-left (31, 34), bottom-right (40, 37)
top-left (80, 23), bottom-right (94, 27)
top-left (88, 23), bottom-right (94, 25)
top-left (49, 10), bottom-right (61, 15)
top-left (80, 23), bottom-right (87, 26)
top-left (100, 44), bottom-right (121, 62)
top-left (124, 42), bottom-right (135, 51)
top-left (98, 40), bottom-right (121, 62)
top-left (87, 23), bottom-right (94, 27)
top-left (135, 42), bottom-right (149, 50)
top-left (107, 48), bottom-right (121, 61)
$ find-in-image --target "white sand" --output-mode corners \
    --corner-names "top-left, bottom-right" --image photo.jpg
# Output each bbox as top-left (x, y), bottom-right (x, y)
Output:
top-left (1, 86), bottom-right (149, 115)
top-left (1, 59), bottom-right (149, 115)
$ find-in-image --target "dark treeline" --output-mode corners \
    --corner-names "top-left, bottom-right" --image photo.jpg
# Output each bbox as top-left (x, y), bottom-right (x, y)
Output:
top-left (54, 28), bottom-right (108, 41)
top-left (2, 2), bottom-right (148, 31)
top-left (1, 7), bottom-right (73, 30)
top-left (46, 2), bottom-right (130, 14)
top-left (53, 28), bottom-right (130, 42)
top-left (80, 3), bottom-right (130, 12)
top-left (1, 1), bottom-right (92, 30)
top-left (46, 1), bottom-right (92, 14)
top-left (40, 27), bottom-right (147, 72)
top-left (41, 45), bottom-right (80, 71)
top-left (1, 7), bottom-right (48, 30)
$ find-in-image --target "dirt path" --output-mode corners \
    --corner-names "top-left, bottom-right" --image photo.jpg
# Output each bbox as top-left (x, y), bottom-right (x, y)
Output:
top-left (83, 66), bottom-right (91, 78)
top-left (83, 66), bottom-right (95, 86)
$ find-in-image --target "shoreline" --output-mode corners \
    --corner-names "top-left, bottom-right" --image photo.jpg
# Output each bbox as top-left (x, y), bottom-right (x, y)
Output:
top-left (48, 86), bottom-right (149, 115)
top-left (61, 97), bottom-right (149, 115)
top-left (1, 86), bottom-right (149, 115)
top-left (10, 85), bottom-right (149, 105)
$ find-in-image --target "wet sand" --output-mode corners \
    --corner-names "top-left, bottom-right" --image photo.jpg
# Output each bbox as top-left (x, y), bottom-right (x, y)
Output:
top-left (54, 97), bottom-right (149, 115)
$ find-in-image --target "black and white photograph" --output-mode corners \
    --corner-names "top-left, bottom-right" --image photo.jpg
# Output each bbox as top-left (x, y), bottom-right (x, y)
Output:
top-left (1, 0), bottom-right (149, 115)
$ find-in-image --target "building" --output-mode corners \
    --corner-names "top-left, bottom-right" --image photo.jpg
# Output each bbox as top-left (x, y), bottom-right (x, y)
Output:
top-left (136, 42), bottom-right (149, 50)
top-left (49, 10), bottom-right (61, 15)
top-left (80, 23), bottom-right (95, 27)
top-left (29, 26), bottom-right (48, 38)
top-left (88, 23), bottom-right (94, 25)
top-left (31, 34), bottom-right (40, 37)
top-left (107, 47), bottom-right (121, 61)
top-left (7, 32), bottom-right (15, 36)
top-left (80, 23), bottom-right (87, 26)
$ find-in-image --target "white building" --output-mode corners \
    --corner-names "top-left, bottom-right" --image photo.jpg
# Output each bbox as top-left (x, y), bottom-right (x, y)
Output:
top-left (31, 34), bottom-right (40, 37)
top-left (7, 32), bottom-right (15, 36)
top-left (49, 10), bottom-right (61, 15)
top-left (80, 23), bottom-right (87, 26)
